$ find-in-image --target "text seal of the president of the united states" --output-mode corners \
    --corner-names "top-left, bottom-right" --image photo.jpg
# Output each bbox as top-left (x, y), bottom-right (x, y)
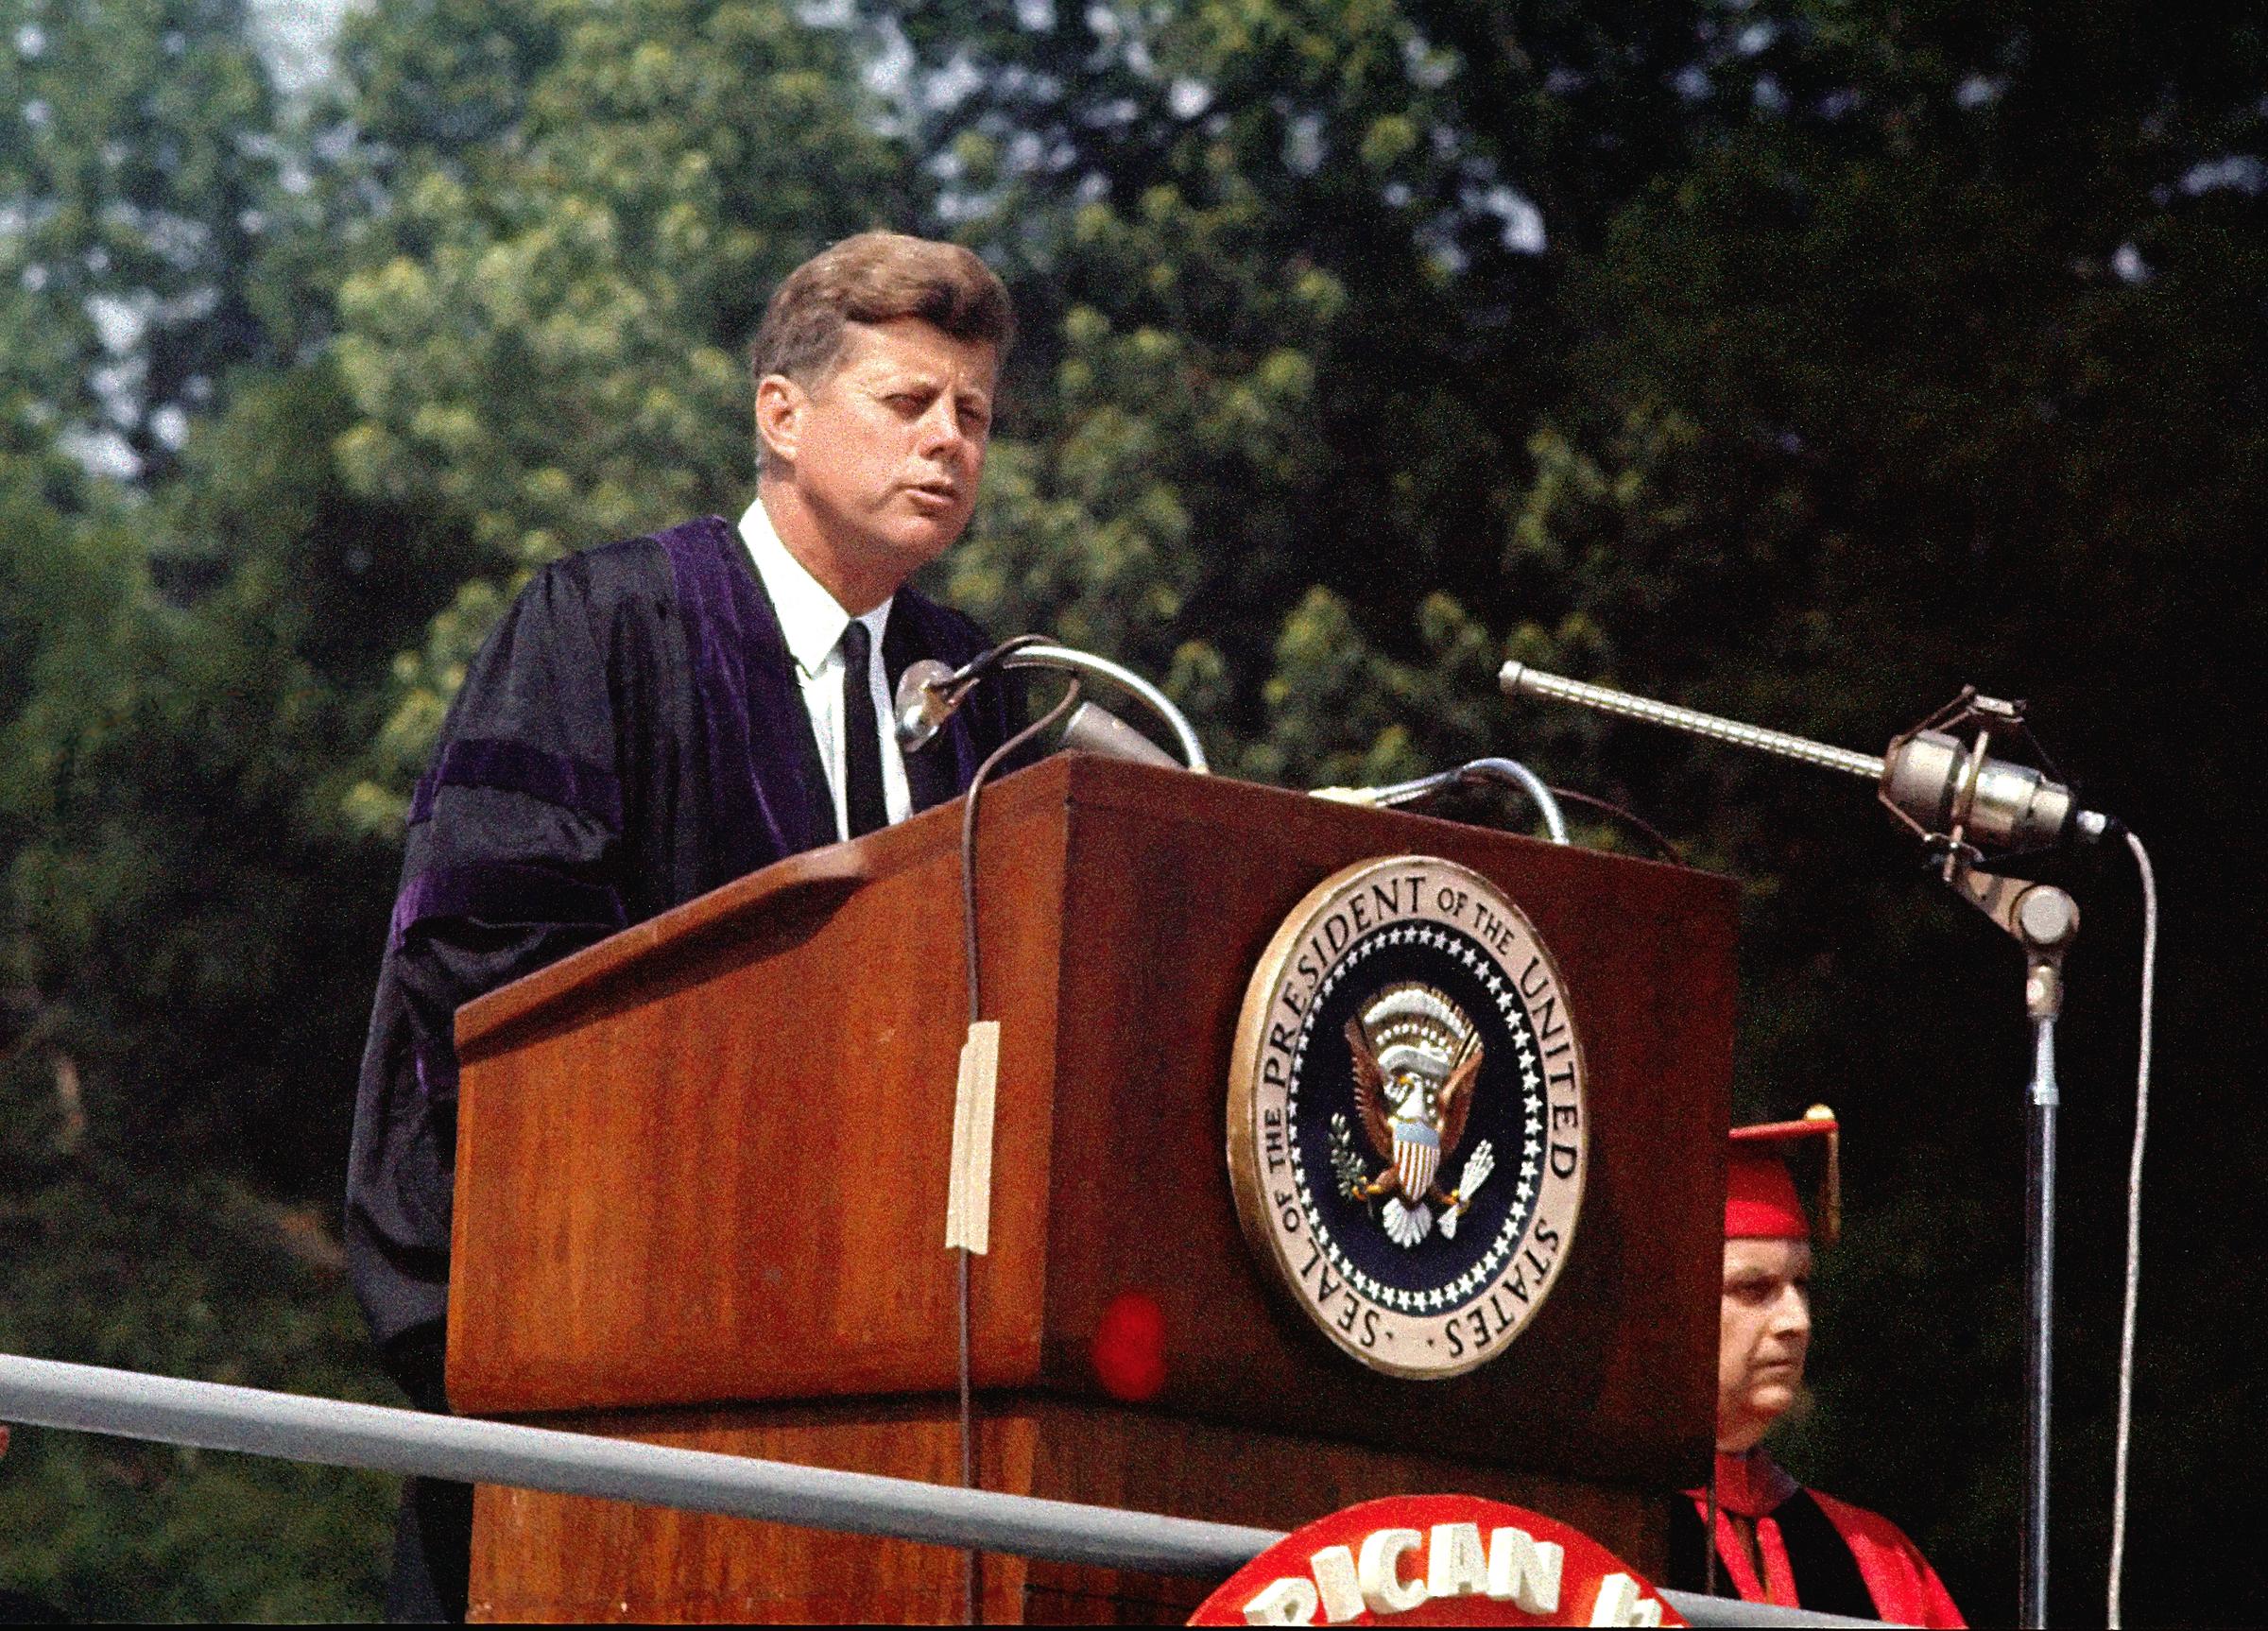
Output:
top-left (1227, 856), bottom-right (1588, 1379)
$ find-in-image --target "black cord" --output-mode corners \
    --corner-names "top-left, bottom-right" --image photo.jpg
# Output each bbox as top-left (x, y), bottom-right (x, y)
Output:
top-left (951, 678), bottom-right (1081, 1626)
top-left (1544, 784), bottom-right (1688, 866)
top-left (961, 679), bottom-right (1082, 1027)
top-left (942, 632), bottom-right (1051, 710)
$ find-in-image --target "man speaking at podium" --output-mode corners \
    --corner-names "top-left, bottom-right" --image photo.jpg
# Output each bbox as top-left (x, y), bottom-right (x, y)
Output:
top-left (345, 232), bottom-right (1024, 1620)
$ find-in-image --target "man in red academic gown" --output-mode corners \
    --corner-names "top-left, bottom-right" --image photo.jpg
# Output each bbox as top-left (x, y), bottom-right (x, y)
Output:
top-left (1666, 1111), bottom-right (1967, 1627)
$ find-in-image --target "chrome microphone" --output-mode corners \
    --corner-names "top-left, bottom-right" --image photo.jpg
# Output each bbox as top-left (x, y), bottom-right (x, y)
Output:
top-left (893, 659), bottom-right (962, 750)
top-left (1059, 700), bottom-right (1182, 769)
top-left (1880, 720), bottom-right (2113, 853)
top-left (895, 641), bottom-right (1210, 772)
top-left (1498, 662), bottom-right (2116, 855)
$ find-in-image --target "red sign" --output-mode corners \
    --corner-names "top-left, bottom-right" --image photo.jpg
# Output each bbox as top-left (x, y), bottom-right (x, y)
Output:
top-left (1189, 1495), bottom-right (1683, 1626)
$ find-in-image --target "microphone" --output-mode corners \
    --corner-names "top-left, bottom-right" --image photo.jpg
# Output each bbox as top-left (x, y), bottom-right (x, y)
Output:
top-left (1499, 664), bottom-right (2145, 1622)
top-left (895, 641), bottom-right (1210, 772)
top-left (1881, 721), bottom-right (2115, 854)
top-left (893, 658), bottom-right (962, 750)
top-left (1059, 700), bottom-right (1182, 769)
top-left (1497, 662), bottom-right (2116, 856)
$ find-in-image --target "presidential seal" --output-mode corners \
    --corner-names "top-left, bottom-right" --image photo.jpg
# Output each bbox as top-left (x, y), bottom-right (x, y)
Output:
top-left (1226, 856), bottom-right (1588, 1379)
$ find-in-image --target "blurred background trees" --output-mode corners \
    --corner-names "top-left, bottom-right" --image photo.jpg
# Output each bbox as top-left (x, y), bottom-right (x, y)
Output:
top-left (1, 0), bottom-right (2258, 1618)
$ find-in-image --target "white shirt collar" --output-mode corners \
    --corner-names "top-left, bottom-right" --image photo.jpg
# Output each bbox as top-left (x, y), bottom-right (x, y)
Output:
top-left (737, 496), bottom-right (891, 676)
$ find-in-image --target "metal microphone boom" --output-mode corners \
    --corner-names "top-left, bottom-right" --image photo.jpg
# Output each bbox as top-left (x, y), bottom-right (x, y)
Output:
top-left (1498, 662), bottom-right (2115, 860)
top-left (1497, 658), bottom-right (2112, 1630)
top-left (1499, 661), bottom-right (1886, 779)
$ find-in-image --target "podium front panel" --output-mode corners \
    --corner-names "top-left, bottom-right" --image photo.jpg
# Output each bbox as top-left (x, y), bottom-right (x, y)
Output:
top-left (450, 755), bottom-right (1733, 1492)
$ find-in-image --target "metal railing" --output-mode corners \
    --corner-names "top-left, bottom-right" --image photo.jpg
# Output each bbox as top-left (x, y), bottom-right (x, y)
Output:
top-left (0, 1351), bottom-right (1891, 1626)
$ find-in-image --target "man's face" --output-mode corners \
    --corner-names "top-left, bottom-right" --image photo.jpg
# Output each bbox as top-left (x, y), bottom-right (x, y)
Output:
top-left (759, 316), bottom-right (997, 584)
top-left (1717, 1236), bottom-right (1813, 1451)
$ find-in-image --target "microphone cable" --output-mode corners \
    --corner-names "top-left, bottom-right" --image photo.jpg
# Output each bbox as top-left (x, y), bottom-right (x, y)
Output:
top-left (1538, 784), bottom-right (1687, 866)
top-left (2107, 829), bottom-right (2158, 1627)
top-left (950, 676), bottom-right (1084, 1627)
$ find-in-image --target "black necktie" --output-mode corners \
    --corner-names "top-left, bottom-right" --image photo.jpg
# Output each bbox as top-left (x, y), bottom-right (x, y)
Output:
top-left (840, 619), bottom-right (887, 839)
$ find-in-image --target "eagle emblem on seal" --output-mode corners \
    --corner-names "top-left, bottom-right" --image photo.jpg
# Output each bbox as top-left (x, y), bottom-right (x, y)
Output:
top-left (1330, 983), bottom-right (1499, 1249)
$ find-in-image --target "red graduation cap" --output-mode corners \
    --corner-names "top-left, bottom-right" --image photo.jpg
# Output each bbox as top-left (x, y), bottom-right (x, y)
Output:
top-left (1726, 1105), bottom-right (1841, 1245)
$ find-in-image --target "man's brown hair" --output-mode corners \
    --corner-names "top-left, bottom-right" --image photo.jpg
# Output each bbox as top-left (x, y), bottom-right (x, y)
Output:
top-left (751, 231), bottom-right (1015, 387)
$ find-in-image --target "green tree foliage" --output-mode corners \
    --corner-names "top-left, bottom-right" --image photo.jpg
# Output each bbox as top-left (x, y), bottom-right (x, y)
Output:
top-left (0, 0), bottom-right (294, 483)
top-left (325, 0), bottom-right (919, 820)
top-left (3, 6), bottom-right (417, 1614)
top-left (888, 0), bottom-right (1730, 774)
top-left (0, 1067), bottom-right (394, 1620)
top-left (0, 432), bottom-right (404, 1615)
top-left (2, 0), bottom-right (453, 1187)
top-left (1, 0), bottom-right (2260, 1620)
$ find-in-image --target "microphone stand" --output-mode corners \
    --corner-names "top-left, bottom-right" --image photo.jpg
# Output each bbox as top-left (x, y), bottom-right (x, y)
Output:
top-left (1883, 694), bottom-right (2082, 1629)
top-left (1499, 663), bottom-right (2091, 1629)
top-left (1940, 860), bottom-right (2076, 1629)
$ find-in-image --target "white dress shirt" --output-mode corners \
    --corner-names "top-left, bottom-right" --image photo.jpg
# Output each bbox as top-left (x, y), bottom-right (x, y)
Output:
top-left (737, 497), bottom-right (912, 840)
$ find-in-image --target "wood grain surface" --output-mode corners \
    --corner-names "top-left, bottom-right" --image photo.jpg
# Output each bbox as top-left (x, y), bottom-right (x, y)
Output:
top-left (447, 754), bottom-right (1736, 1620)
top-left (465, 1397), bottom-right (1670, 1623)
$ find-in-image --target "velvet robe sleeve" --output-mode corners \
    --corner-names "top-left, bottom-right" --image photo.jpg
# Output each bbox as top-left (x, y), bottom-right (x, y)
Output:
top-left (345, 557), bottom-right (639, 1353)
top-left (344, 516), bottom-right (1033, 1361)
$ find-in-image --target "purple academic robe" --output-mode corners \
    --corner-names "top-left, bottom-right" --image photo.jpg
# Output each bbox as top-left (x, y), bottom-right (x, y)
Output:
top-left (345, 516), bottom-right (1018, 1378)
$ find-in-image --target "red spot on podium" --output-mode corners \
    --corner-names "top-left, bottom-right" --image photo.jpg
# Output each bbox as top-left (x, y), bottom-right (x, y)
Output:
top-left (1091, 1290), bottom-right (1168, 1401)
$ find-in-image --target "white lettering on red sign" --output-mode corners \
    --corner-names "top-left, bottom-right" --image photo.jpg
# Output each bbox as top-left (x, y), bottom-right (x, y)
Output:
top-left (1242, 1521), bottom-right (1644, 1625)
top-left (1588, 1571), bottom-right (1664, 1626)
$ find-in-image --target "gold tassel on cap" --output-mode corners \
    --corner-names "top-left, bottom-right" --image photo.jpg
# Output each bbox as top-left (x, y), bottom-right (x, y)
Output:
top-left (1805, 1103), bottom-right (1841, 1246)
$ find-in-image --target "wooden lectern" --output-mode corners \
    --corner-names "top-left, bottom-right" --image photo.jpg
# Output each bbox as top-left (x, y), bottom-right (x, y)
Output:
top-left (448, 754), bottom-right (1736, 1622)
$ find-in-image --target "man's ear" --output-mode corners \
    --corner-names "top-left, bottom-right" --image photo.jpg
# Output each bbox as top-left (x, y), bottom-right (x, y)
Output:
top-left (754, 373), bottom-right (804, 468)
